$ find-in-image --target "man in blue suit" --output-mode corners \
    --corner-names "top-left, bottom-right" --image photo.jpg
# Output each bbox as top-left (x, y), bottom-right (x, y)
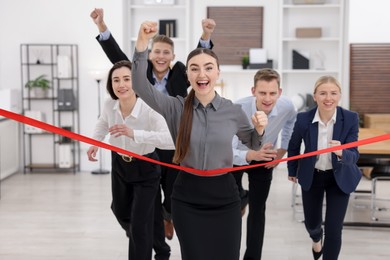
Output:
top-left (287, 75), bottom-right (362, 260)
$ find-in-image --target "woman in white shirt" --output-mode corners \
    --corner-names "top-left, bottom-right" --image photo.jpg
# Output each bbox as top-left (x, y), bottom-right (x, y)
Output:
top-left (87, 60), bottom-right (174, 260)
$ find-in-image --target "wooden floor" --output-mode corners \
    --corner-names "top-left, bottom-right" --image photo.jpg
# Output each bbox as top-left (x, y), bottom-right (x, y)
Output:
top-left (0, 165), bottom-right (389, 260)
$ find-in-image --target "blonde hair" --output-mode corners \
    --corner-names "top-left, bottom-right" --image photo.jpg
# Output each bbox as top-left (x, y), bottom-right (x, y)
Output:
top-left (314, 75), bottom-right (341, 94)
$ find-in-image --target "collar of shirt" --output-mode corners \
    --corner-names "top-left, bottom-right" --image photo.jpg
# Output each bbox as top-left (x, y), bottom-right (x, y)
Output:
top-left (152, 70), bottom-right (170, 84)
top-left (193, 92), bottom-right (222, 110)
top-left (152, 71), bottom-right (169, 95)
top-left (112, 98), bottom-right (142, 119)
top-left (312, 108), bottom-right (337, 126)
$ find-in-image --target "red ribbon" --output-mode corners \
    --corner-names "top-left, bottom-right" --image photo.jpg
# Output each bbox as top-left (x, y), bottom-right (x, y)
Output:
top-left (1, 108), bottom-right (390, 176)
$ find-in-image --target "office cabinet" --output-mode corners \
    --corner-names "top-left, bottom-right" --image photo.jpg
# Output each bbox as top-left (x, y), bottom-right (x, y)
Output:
top-left (20, 44), bottom-right (80, 173)
top-left (0, 119), bottom-right (19, 180)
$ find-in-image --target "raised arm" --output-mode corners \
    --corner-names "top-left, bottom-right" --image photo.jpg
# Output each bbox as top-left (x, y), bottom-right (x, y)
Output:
top-left (132, 21), bottom-right (183, 138)
top-left (132, 22), bottom-right (177, 114)
top-left (197, 18), bottom-right (216, 49)
top-left (90, 8), bottom-right (129, 63)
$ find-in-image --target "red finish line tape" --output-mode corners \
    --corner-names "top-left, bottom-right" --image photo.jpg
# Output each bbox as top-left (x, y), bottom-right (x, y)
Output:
top-left (1, 108), bottom-right (390, 176)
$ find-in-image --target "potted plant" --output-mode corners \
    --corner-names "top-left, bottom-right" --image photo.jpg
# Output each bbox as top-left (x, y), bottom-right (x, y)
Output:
top-left (241, 54), bottom-right (250, 69)
top-left (25, 74), bottom-right (51, 98)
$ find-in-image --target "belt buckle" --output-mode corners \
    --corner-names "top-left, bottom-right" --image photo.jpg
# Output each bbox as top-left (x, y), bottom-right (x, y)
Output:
top-left (121, 155), bottom-right (133, 162)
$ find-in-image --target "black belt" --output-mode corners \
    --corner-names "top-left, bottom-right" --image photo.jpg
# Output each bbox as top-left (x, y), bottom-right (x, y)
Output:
top-left (315, 169), bottom-right (333, 174)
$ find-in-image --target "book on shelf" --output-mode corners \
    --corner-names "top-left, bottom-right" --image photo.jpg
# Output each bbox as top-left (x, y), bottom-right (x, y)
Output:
top-left (159, 20), bottom-right (176, 38)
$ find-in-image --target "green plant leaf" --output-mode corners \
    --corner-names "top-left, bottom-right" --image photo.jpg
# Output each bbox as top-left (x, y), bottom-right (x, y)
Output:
top-left (25, 74), bottom-right (51, 89)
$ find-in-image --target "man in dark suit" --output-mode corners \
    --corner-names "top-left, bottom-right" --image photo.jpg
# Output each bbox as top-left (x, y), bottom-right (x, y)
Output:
top-left (90, 8), bottom-right (215, 260)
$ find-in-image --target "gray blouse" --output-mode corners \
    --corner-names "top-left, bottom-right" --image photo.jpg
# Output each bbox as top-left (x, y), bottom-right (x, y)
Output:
top-left (132, 49), bottom-right (263, 174)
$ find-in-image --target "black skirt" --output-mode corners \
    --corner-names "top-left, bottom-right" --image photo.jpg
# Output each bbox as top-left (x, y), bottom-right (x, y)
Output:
top-left (172, 171), bottom-right (241, 260)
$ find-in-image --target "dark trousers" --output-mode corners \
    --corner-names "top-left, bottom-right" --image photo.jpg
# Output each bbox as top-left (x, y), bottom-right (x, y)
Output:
top-left (233, 164), bottom-right (273, 260)
top-left (153, 186), bottom-right (170, 260)
top-left (156, 149), bottom-right (179, 220)
top-left (172, 171), bottom-right (241, 260)
top-left (301, 169), bottom-right (350, 260)
top-left (153, 149), bottom-right (179, 260)
top-left (110, 152), bottom-right (160, 260)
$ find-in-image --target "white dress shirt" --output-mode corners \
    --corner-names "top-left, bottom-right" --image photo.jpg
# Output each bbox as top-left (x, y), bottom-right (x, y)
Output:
top-left (93, 97), bottom-right (175, 156)
top-left (313, 109), bottom-right (337, 171)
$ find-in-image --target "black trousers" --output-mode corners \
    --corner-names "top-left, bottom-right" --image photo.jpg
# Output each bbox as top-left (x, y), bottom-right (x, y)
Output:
top-left (153, 185), bottom-right (170, 260)
top-left (110, 152), bottom-right (160, 260)
top-left (156, 149), bottom-right (179, 220)
top-left (301, 169), bottom-right (350, 260)
top-left (152, 149), bottom-right (179, 260)
top-left (172, 171), bottom-right (241, 260)
top-left (233, 163), bottom-right (273, 260)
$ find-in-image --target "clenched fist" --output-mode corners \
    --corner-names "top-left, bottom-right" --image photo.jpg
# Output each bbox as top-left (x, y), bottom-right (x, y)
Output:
top-left (201, 18), bottom-right (216, 40)
top-left (251, 111), bottom-right (268, 135)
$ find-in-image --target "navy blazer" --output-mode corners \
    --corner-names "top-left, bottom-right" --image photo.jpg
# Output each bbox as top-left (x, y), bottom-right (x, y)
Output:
top-left (287, 106), bottom-right (362, 194)
top-left (96, 34), bottom-right (213, 98)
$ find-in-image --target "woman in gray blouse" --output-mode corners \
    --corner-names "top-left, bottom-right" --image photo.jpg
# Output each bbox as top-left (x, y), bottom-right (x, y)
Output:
top-left (132, 21), bottom-right (268, 260)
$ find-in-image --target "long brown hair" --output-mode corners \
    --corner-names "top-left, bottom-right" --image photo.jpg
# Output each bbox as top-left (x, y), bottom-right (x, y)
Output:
top-left (172, 48), bottom-right (219, 164)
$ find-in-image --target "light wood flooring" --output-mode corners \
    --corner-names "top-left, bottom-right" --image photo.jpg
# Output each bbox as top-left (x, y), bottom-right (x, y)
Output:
top-left (0, 165), bottom-right (389, 260)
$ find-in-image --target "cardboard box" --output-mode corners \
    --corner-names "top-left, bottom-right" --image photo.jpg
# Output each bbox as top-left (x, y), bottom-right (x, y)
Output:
top-left (296, 28), bottom-right (322, 38)
top-left (364, 114), bottom-right (390, 132)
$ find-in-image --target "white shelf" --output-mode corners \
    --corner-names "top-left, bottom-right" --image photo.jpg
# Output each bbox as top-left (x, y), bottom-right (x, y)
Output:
top-left (283, 4), bottom-right (340, 8)
top-left (130, 5), bottom-right (187, 9)
top-left (282, 37), bottom-right (339, 42)
top-left (126, 0), bottom-right (191, 63)
top-left (130, 37), bottom-right (187, 42)
top-left (220, 65), bottom-right (258, 73)
top-left (282, 69), bottom-right (338, 74)
top-left (278, 0), bottom-right (347, 98)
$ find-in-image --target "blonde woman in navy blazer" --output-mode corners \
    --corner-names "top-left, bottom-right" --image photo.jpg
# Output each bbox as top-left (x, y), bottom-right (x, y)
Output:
top-left (287, 76), bottom-right (361, 260)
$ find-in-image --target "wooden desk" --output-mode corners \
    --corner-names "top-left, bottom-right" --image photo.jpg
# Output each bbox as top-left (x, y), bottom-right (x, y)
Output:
top-left (358, 128), bottom-right (390, 158)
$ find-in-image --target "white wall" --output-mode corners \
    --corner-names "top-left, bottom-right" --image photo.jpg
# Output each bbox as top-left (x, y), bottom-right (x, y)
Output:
top-left (0, 0), bottom-right (389, 172)
top-left (349, 0), bottom-right (390, 43)
top-left (0, 0), bottom-right (125, 172)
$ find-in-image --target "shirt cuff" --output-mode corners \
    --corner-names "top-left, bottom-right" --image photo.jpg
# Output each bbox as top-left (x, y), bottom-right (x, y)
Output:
top-left (199, 38), bottom-right (211, 49)
top-left (233, 150), bottom-right (250, 166)
top-left (98, 29), bottom-right (111, 41)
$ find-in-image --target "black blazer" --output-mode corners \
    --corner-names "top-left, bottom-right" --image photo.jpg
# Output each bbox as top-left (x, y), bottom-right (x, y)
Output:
top-left (96, 34), bottom-right (213, 98)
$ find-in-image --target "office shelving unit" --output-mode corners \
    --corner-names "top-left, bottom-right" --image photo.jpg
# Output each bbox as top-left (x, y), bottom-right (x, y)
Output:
top-left (20, 44), bottom-right (80, 173)
top-left (278, 0), bottom-right (348, 102)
